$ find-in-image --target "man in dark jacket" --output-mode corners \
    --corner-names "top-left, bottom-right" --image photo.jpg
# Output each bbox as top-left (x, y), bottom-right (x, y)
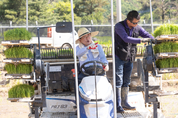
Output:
top-left (115, 10), bottom-right (155, 113)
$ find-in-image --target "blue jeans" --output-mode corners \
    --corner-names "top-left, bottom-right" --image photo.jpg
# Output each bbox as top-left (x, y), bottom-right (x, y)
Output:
top-left (115, 56), bottom-right (133, 88)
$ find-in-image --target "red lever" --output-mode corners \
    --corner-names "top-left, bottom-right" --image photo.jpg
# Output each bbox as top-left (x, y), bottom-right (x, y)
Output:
top-left (71, 69), bottom-right (75, 77)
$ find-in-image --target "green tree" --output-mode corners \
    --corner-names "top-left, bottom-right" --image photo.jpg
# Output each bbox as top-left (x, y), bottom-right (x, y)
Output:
top-left (121, 0), bottom-right (141, 18)
top-left (0, 0), bottom-right (81, 25)
top-left (0, 0), bottom-right (26, 25)
top-left (153, 0), bottom-right (178, 24)
top-left (74, 0), bottom-right (108, 25)
top-left (152, 0), bottom-right (170, 24)
top-left (28, 0), bottom-right (48, 25)
top-left (138, 0), bottom-right (178, 24)
top-left (45, 1), bottom-right (81, 25)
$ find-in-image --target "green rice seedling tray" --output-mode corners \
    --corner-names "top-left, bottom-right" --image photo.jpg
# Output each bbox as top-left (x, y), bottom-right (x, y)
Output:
top-left (8, 84), bottom-right (34, 102)
top-left (156, 58), bottom-right (178, 68)
top-left (156, 52), bottom-right (178, 59)
top-left (157, 67), bottom-right (178, 74)
top-left (156, 37), bottom-right (178, 44)
top-left (153, 24), bottom-right (178, 38)
top-left (3, 58), bottom-right (33, 64)
top-left (154, 41), bottom-right (178, 54)
top-left (1, 40), bottom-right (30, 46)
top-left (7, 97), bottom-right (33, 102)
top-left (5, 63), bottom-right (33, 74)
top-left (5, 73), bottom-right (33, 79)
top-left (4, 28), bottom-right (32, 41)
top-left (4, 46), bottom-right (33, 59)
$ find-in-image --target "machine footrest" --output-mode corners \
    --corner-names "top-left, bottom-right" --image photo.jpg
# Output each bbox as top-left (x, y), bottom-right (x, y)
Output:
top-left (121, 111), bottom-right (143, 118)
top-left (154, 90), bottom-right (178, 96)
top-left (130, 85), bottom-right (160, 92)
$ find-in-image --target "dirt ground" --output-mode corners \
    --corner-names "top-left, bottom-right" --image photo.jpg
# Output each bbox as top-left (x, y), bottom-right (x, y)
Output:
top-left (0, 82), bottom-right (178, 118)
top-left (0, 87), bottom-right (30, 118)
top-left (158, 82), bottom-right (178, 118)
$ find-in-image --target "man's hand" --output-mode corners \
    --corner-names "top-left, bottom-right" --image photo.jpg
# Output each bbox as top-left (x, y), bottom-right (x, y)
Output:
top-left (103, 64), bottom-right (109, 71)
top-left (87, 42), bottom-right (98, 49)
top-left (141, 38), bottom-right (157, 43)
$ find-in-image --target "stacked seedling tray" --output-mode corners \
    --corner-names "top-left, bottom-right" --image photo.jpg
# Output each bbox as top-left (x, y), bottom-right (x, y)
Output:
top-left (2, 28), bottom-right (33, 80)
top-left (41, 47), bottom-right (73, 59)
top-left (7, 84), bottom-right (35, 102)
top-left (153, 24), bottom-right (178, 74)
top-left (1, 28), bottom-right (35, 101)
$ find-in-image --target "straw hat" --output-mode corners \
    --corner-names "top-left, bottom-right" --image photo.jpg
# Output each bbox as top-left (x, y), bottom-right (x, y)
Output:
top-left (75, 28), bottom-right (99, 44)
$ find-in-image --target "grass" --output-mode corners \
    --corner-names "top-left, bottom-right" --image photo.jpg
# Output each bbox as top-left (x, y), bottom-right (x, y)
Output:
top-left (8, 84), bottom-right (34, 98)
top-left (4, 46), bottom-right (33, 58)
top-left (4, 28), bottom-right (32, 41)
top-left (94, 36), bottom-right (112, 47)
top-left (162, 73), bottom-right (178, 80)
top-left (5, 64), bottom-right (32, 74)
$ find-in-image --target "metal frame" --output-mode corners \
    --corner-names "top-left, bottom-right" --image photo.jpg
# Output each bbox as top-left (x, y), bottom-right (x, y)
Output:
top-left (70, 0), bottom-right (117, 117)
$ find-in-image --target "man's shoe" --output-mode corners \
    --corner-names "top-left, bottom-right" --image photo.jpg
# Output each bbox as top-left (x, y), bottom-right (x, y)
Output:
top-left (121, 87), bottom-right (136, 111)
top-left (123, 106), bottom-right (136, 110)
top-left (117, 106), bottom-right (124, 113)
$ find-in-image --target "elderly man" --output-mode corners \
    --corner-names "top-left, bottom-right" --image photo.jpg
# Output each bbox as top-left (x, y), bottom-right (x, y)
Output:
top-left (76, 27), bottom-right (109, 84)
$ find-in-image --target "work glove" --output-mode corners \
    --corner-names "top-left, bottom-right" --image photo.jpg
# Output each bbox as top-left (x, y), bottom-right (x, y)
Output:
top-left (87, 42), bottom-right (98, 49)
top-left (141, 38), bottom-right (157, 44)
top-left (103, 64), bottom-right (109, 71)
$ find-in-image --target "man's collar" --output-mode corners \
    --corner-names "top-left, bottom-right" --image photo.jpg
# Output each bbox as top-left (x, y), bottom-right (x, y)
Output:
top-left (124, 19), bottom-right (129, 29)
top-left (124, 18), bottom-right (134, 30)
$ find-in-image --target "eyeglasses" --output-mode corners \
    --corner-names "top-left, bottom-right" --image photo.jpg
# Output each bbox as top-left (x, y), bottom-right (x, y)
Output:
top-left (80, 33), bottom-right (91, 39)
top-left (130, 20), bottom-right (139, 25)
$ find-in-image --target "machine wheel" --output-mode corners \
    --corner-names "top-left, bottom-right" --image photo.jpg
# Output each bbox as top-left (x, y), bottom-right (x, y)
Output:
top-left (61, 43), bottom-right (72, 49)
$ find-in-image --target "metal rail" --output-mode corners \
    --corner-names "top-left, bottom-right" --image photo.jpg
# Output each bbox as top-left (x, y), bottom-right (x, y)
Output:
top-left (0, 24), bottom-right (163, 29)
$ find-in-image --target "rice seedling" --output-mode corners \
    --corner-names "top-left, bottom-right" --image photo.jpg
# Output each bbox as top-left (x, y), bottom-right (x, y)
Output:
top-left (4, 64), bottom-right (16, 74)
top-left (153, 24), bottom-right (178, 37)
top-left (173, 58), bottom-right (178, 67)
top-left (4, 28), bottom-right (32, 41)
top-left (169, 58), bottom-right (174, 68)
top-left (8, 84), bottom-right (34, 98)
top-left (156, 58), bottom-right (178, 68)
top-left (41, 48), bottom-right (73, 58)
top-left (156, 59), bottom-right (169, 68)
top-left (171, 42), bottom-right (178, 52)
top-left (4, 46), bottom-right (33, 58)
top-left (5, 64), bottom-right (32, 74)
top-left (153, 42), bottom-right (178, 53)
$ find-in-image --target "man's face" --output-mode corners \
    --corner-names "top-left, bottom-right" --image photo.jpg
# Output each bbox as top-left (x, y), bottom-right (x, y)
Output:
top-left (128, 18), bottom-right (140, 28)
top-left (79, 33), bottom-right (92, 46)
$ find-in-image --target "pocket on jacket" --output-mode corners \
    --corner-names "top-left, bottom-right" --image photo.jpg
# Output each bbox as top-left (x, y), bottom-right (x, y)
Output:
top-left (117, 47), bottom-right (128, 61)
